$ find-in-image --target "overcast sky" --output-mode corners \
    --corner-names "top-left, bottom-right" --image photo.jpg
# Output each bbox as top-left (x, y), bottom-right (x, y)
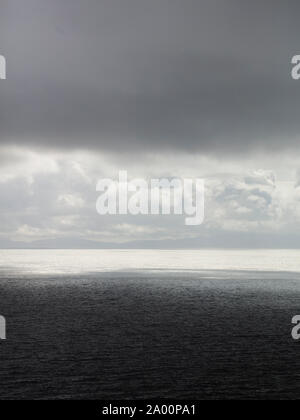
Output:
top-left (1, 0), bottom-right (300, 248)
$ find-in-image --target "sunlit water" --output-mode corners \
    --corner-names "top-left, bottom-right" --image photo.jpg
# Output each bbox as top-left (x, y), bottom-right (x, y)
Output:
top-left (1, 249), bottom-right (300, 275)
top-left (0, 250), bottom-right (300, 400)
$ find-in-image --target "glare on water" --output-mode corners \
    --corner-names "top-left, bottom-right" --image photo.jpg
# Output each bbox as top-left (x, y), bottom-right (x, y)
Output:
top-left (0, 249), bottom-right (300, 275)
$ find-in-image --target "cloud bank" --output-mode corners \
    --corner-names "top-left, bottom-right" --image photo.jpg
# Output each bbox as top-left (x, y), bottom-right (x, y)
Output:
top-left (1, 0), bottom-right (300, 154)
top-left (1, 1), bottom-right (300, 247)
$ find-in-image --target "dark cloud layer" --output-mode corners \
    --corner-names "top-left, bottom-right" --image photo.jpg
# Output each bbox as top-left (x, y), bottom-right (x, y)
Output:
top-left (1, 0), bottom-right (300, 153)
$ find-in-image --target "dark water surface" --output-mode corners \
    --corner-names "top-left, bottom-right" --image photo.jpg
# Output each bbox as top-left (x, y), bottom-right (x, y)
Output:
top-left (0, 271), bottom-right (300, 400)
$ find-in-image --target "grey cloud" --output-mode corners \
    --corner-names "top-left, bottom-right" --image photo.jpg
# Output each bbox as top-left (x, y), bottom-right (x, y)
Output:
top-left (1, 0), bottom-right (300, 154)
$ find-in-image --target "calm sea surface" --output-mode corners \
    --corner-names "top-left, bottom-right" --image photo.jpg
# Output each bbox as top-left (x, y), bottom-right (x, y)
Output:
top-left (0, 250), bottom-right (300, 400)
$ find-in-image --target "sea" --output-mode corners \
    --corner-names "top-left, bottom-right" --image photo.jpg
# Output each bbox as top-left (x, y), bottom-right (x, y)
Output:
top-left (0, 249), bottom-right (300, 400)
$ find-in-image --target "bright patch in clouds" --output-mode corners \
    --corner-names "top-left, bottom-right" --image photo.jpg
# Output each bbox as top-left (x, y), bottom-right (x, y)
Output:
top-left (0, 146), bottom-right (300, 247)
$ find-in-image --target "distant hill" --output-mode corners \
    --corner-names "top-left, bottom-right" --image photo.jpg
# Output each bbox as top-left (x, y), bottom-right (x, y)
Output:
top-left (1, 232), bottom-right (300, 249)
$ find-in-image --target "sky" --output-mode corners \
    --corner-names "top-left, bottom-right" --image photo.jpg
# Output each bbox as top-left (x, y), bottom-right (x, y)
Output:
top-left (1, 0), bottom-right (300, 248)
